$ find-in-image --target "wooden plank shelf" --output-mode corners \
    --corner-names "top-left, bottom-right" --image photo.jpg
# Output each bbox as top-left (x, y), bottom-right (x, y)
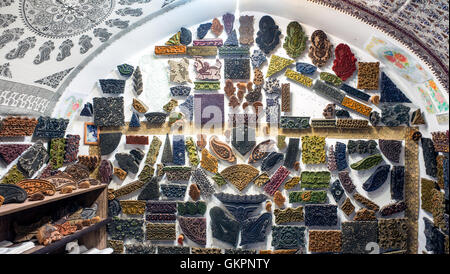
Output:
top-left (0, 185), bottom-right (107, 217)
top-left (22, 217), bottom-right (111, 254)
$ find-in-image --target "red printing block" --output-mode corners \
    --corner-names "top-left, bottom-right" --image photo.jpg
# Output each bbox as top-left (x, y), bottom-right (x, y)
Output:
top-left (126, 135), bottom-right (149, 145)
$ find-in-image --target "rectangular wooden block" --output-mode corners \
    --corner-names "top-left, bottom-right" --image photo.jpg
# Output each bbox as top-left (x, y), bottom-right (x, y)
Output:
top-left (281, 83), bottom-right (291, 112)
top-left (285, 69), bottom-right (313, 87)
top-left (126, 135), bottom-right (149, 145)
top-left (154, 45), bottom-right (186, 55)
top-left (187, 46), bottom-right (218, 56)
top-left (341, 96), bottom-right (372, 117)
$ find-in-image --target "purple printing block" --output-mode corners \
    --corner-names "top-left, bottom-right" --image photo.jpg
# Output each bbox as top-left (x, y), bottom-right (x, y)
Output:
top-left (264, 166), bottom-right (290, 196)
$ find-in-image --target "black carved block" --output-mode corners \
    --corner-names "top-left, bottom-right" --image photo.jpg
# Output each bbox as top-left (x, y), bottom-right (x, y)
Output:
top-left (108, 199), bottom-right (122, 217)
top-left (231, 125), bottom-right (256, 156)
top-left (240, 213), bottom-right (272, 245)
top-left (115, 153), bottom-right (140, 174)
top-left (17, 141), bottom-right (49, 178)
top-left (330, 179), bottom-right (345, 203)
top-left (362, 164), bottom-right (390, 192)
top-left (99, 79), bottom-right (126, 94)
top-left (390, 166), bottom-right (405, 200)
top-left (99, 132), bottom-right (122, 155)
top-left (423, 217), bottom-right (445, 254)
top-left (33, 117), bottom-right (69, 139)
top-left (342, 221), bottom-right (378, 254)
top-left (224, 58), bottom-right (250, 79)
top-left (210, 206), bottom-right (240, 246)
top-left (145, 112), bottom-right (167, 125)
top-left (421, 138), bottom-right (438, 177)
top-left (93, 97), bottom-right (125, 127)
top-left (283, 138), bottom-right (299, 169)
top-left (0, 184), bottom-right (28, 204)
top-left (138, 177), bottom-right (160, 200)
top-left (261, 152), bottom-right (284, 172)
top-left (272, 225), bottom-right (306, 250)
top-left (304, 204), bottom-right (337, 226)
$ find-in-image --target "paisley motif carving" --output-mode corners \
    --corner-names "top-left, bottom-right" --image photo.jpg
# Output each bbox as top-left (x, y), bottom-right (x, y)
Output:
top-left (209, 135), bottom-right (236, 163)
top-left (249, 139), bottom-right (275, 163)
top-left (16, 179), bottom-right (56, 196)
top-left (34, 41), bottom-right (54, 65)
top-left (105, 18), bottom-right (130, 29)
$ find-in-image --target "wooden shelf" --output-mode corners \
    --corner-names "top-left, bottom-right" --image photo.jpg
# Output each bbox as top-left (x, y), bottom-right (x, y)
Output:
top-left (0, 185), bottom-right (106, 217)
top-left (22, 218), bottom-right (111, 254)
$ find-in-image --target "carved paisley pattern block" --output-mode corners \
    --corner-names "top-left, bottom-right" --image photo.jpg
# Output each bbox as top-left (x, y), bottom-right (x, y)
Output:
top-left (209, 136), bottom-right (236, 163)
top-left (249, 139), bottom-right (275, 163)
top-left (16, 179), bottom-right (56, 196)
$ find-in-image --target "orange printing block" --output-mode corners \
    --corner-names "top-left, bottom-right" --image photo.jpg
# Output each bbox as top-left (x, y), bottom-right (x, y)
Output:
top-left (16, 179), bottom-right (56, 196)
top-left (0, 117), bottom-right (38, 137)
top-left (126, 135), bottom-right (149, 145)
top-left (154, 45), bottom-right (187, 55)
top-left (340, 96), bottom-right (372, 117)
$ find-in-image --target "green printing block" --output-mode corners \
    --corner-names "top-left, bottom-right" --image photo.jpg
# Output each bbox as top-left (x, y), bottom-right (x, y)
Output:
top-left (350, 153), bottom-right (383, 170)
top-left (289, 190), bottom-right (327, 203)
top-left (300, 171), bottom-right (331, 189)
top-left (312, 80), bottom-right (345, 103)
top-left (320, 72), bottom-right (343, 86)
top-left (219, 46), bottom-right (250, 57)
top-left (194, 81), bottom-right (220, 90)
top-left (279, 116), bottom-right (310, 129)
